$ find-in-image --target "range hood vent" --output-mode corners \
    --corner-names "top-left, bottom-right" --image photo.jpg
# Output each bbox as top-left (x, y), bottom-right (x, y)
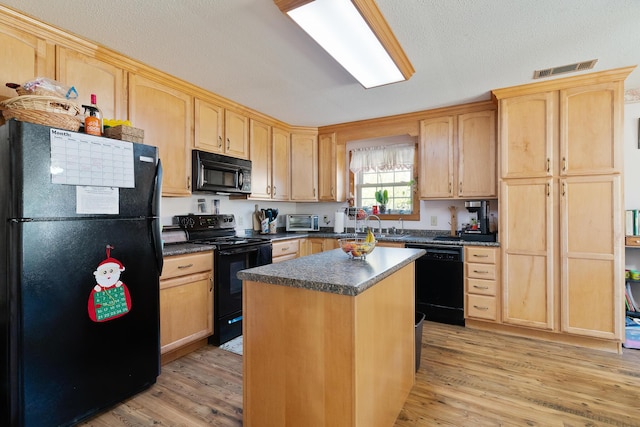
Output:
top-left (533, 59), bottom-right (598, 79)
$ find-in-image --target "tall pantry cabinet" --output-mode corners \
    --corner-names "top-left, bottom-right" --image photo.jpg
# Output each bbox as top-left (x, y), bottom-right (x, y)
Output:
top-left (493, 67), bottom-right (633, 349)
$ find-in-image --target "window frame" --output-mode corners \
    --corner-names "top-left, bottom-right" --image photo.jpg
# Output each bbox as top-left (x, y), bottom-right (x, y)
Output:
top-left (348, 143), bottom-right (420, 220)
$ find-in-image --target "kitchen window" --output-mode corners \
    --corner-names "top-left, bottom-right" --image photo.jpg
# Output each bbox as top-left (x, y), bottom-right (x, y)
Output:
top-left (349, 143), bottom-right (419, 220)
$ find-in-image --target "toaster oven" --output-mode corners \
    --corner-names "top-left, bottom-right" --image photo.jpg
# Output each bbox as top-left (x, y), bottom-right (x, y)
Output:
top-left (285, 214), bottom-right (320, 232)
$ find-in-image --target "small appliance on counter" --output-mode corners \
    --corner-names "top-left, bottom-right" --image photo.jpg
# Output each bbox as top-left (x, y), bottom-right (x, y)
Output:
top-left (462, 200), bottom-right (496, 242)
top-left (285, 214), bottom-right (320, 232)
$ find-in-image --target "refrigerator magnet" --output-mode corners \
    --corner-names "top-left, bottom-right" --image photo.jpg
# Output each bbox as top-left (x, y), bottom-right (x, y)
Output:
top-left (88, 245), bottom-right (132, 322)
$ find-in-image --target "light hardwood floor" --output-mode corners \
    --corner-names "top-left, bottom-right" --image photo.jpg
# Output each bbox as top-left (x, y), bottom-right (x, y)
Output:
top-left (81, 322), bottom-right (640, 426)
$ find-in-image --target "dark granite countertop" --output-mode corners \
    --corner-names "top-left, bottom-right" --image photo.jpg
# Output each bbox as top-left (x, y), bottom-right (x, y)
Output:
top-left (240, 230), bottom-right (500, 247)
top-left (237, 247), bottom-right (426, 296)
top-left (162, 243), bottom-right (213, 257)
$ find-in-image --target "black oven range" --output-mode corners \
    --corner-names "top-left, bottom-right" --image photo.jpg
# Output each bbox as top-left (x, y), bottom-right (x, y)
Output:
top-left (174, 214), bottom-right (272, 345)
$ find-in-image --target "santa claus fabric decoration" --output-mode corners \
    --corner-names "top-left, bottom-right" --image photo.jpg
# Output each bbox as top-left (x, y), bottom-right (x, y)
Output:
top-left (87, 245), bottom-right (132, 322)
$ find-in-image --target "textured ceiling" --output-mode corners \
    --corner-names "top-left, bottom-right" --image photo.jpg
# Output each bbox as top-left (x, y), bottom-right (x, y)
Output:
top-left (3, 0), bottom-right (640, 127)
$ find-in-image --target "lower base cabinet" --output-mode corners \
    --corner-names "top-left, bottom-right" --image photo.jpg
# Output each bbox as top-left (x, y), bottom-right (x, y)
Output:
top-left (272, 239), bottom-right (300, 263)
top-left (465, 246), bottom-right (500, 321)
top-left (160, 251), bottom-right (214, 364)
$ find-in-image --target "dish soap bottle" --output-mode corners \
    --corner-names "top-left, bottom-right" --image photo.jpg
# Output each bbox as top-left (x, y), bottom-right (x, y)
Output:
top-left (82, 94), bottom-right (103, 136)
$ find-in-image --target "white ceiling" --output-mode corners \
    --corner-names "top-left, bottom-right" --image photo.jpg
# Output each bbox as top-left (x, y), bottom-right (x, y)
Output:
top-left (4, 0), bottom-right (640, 127)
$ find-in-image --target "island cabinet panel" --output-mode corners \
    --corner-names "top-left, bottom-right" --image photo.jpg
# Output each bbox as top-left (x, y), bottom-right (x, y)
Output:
top-left (243, 264), bottom-right (415, 427)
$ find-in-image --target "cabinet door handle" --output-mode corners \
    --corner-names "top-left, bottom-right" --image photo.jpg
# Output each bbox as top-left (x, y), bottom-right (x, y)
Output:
top-left (448, 182), bottom-right (452, 195)
top-left (562, 157), bottom-right (567, 172)
top-left (473, 270), bottom-right (489, 274)
top-left (546, 158), bottom-right (550, 173)
top-left (281, 247), bottom-right (289, 251)
top-left (226, 137), bottom-right (231, 150)
top-left (473, 285), bottom-right (489, 289)
top-left (473, 254), bottom-right (489, 258)
top-left (177, 263), bottom-right (194, 269)
top-left (459, 182), bottom-right (463, 194)
top-left (547, 183), bottom-right (550, 197)
top-left (273, 186), bottom-right (277, 197)
top-left (218, 135), bottom-right (223, 149)
top-left (473, 305), bottom-right (489, 311)
top-left (562, 182), bottom-right (566, 196)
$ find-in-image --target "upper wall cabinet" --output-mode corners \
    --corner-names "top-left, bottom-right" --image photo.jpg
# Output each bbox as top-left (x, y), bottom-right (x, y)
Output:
top-left (56, 47), bottom-right (126, 121)
top-left (249, 121), bottom-right (290, 200)
top-left (194, 98), bottom-right (223, 153)
top-left (318, 132), bottom-right (346, 202)
top-left (129, 74), bottom-right (193, 196)
top-left (194, 98), bottom-right (249, 160)
top-left (0, 20), bottom-right (54, 101)
top-left (290, 131), bottom-right (318, 201)
top-left (419, 107), bottom-right (496, 199)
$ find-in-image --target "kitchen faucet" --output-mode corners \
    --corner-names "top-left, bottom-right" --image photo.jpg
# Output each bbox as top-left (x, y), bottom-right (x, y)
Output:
top-left (365, 214), bottom-right (382, 235)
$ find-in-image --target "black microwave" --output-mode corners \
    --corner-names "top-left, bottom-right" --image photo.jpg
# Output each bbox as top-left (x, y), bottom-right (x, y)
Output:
top-left (192, 150), bottom-right (251, 194)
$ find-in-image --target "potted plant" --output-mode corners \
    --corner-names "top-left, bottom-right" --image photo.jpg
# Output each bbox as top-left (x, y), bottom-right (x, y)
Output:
top-left (375, 189), bottom-right (388, 213)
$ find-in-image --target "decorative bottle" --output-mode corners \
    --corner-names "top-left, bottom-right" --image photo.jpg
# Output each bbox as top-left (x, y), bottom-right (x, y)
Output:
top-left (82, 94), bottom-right (103, 136)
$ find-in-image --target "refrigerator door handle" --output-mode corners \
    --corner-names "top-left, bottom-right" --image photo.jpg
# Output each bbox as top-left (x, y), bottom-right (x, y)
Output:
top-left (152, 159), bottom-right (164, 274)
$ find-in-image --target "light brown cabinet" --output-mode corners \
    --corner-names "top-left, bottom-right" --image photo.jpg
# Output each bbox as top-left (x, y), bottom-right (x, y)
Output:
top-left (318, 132), bottom-right (346, 202)
top-left (249, 120), bottom-right (290, 200)
top-left (56, 47), bottom-right (126, 121)
top-left (129, 74), bottom-right (193, 196)
top-left (160, 251), bottom-right (214, 363)
top-left (494, 69), bottom-right (630, 345)
top-left (224, 109), bottom-right (249, 159)
top-left (465, 246), bottom-right (500, 322)
top-left (0, 19), bottom-right (54, 101)
top-left (194, 99), bottom-right (249, 159)
top-left (272, 239), bottom-right (300, 263)
top-left (419, 108), bottom-right (496, 199)
top-left (303, 237), bottom-right (339, 256)
top-left (290, 131), bottom-right (318, 201)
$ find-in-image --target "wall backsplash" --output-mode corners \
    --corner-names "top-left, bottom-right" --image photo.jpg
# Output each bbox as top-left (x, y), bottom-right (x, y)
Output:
top-left (161, 195), bottom-right (497, 234)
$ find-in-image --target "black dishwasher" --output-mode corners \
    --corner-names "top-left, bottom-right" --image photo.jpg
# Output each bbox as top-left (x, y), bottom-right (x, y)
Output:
top-left (405, 244), bottom-right (464, 326)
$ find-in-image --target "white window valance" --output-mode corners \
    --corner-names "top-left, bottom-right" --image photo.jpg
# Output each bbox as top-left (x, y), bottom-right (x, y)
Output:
top-left (349, 144), bottom-right (414, 173)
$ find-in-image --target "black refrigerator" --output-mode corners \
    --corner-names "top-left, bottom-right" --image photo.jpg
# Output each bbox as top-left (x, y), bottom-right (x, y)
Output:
top-left (0, 120), bottom-right (164, 426)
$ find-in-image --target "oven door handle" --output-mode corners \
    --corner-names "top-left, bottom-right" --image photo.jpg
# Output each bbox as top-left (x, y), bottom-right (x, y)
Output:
top-left (218, 246), bottom-right (261, 256)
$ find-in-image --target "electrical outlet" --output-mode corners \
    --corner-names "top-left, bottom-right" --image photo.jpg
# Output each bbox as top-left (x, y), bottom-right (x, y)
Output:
top-left (237, 216), bottom-right (244, 226)
top-left (323, 215), bottom-right (330, 225)
top-left (430, 216), bottom-right (437, 226)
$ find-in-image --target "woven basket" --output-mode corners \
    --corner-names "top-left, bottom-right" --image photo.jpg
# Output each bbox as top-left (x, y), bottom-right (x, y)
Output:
top-left (0, 95), bottom-right (81, 116)
top-left (15, 86), bottom-right (60, 97)
top-left (2, 109), bottom-right (82, 131)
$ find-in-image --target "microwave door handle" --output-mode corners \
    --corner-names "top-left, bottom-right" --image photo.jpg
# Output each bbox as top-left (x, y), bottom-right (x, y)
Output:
top-left (200, 163), bottom-right (206, 184)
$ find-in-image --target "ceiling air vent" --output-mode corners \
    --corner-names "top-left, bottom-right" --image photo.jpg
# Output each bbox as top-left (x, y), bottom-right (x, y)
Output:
top-left (533, 59), bottom-right (598, 79)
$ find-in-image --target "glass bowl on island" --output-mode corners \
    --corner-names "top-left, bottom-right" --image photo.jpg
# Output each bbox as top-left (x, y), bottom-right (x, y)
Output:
top-left (338, 238), bottom-right (376, 260)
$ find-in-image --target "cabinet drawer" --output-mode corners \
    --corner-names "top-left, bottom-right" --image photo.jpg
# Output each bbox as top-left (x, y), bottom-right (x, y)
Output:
top-left (272, 253), bottom-right (298, 263)
top-left (467, 278), bottom-right (497, 296)
top-left (467, 294), bottom-right (497, 320)
top-left (467, 263), bottom-right (496, 280)
top-left (272, 239), bottom-right (300, 257)
top-left (626, 236), bottom-right (640, 247)
top-left (466, 247), bottom-right (496, 264)
top-left (161, 251), bottom-right (213, 280)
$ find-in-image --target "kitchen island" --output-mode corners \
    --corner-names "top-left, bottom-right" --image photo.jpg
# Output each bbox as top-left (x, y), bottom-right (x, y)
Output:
top-left (237, 246), bottom-right (425, 427)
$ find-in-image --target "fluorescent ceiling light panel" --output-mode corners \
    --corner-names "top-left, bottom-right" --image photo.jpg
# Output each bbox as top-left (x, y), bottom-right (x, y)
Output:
top-left (281, 0), bottom-right (413, 88)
